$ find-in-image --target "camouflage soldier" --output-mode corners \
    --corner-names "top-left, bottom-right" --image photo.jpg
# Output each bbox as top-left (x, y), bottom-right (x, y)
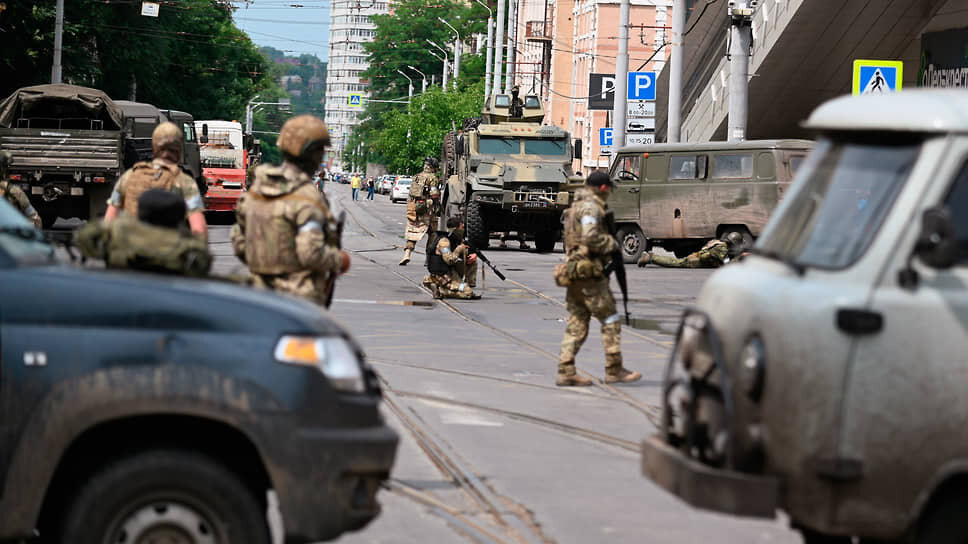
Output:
top-left (557, 171), bottom-right (641, 387)
top-left (0, 150), bottom-right (41, 228)
top-left (104, 122), bottom-right (207, 236)
top-left (637, 232), bottom-right (743, 268)
top-left (399, 156), bottom-right (441, 265)
top-left (422, 217), bottom-right (480, 299)
top-left (231, 115), bottom-right (350, 305)
top-left (76, 189), bottom-right (211, 277)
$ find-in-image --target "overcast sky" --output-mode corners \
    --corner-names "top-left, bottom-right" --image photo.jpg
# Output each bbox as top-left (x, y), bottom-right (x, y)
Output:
top-left (231, 0), bottom-right (331, 62)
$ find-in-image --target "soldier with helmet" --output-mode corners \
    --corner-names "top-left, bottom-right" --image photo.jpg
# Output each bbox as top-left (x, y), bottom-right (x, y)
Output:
top-left (0, 150), bottom-right (41, 228)
top-left (399, 156), bottom-right (441, 265)
top-left (104, 122), bottom-right (207, 236)
top-left (231, 115), bottom-right (350, 305)
top-left (637, 232), bottom-right (745, 268)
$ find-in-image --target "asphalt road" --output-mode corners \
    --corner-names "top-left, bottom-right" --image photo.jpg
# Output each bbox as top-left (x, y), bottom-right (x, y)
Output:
top-left (207, 182), bottom-right (802, 544)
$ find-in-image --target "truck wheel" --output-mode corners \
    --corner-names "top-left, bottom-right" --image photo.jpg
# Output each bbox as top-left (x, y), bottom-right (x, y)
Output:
top-left (534, 230), bottom-right (559, 253)
top-left (616, 226), bottom-right (646, 263)
top-left (60, 449), bottom-right (270, 544)
top-left (465, 201), bottom-right (489, 249)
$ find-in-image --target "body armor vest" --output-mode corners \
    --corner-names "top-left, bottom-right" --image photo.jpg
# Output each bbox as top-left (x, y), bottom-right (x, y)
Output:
top-left (123, 161), bottom-right (180, 217)
top-left (426, 230), bottom-right (461, 275)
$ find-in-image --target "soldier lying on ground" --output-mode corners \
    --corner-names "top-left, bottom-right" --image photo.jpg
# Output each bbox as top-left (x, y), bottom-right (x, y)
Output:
top-left (637, 232), bottom-right (744, 268)
top-left (422, 216), bottom-right (480, 300)
top-left (76, 189), bottom-right (212, 277)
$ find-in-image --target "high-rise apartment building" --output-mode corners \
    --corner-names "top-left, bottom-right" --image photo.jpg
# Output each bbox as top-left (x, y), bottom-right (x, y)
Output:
top-left (324, 0), bottom-right (389, 173)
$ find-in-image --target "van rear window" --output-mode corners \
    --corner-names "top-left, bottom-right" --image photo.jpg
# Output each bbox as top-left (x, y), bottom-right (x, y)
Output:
top-left (713, 154), bottom-right (754, 178)
top-left (669, 156), bottom-right (704, 180)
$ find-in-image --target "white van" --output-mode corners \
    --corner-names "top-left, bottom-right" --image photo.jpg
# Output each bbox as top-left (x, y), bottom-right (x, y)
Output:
top-left (642, 89), bottom-right (968, 543)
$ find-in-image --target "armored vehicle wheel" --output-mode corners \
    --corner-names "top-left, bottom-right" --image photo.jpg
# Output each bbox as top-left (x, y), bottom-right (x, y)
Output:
top-left (60, 449), bottom-right (270, 544)
top-left (465, 201), bottom-right (489, 249)
top-left (616, 226), bottom-right (646, 263)
top-left (534, 230), bottom-right (559, 253)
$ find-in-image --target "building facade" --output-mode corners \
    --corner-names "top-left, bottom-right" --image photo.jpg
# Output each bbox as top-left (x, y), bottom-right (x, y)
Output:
top-left (324, 0), bottom-right (389, 173)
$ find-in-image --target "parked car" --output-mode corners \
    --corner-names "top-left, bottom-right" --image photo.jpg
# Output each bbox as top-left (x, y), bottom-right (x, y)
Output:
top-left (378, 175), bottom-right (396, 195)
top-left (0, 200), bottom-right (398, 543)
top-left (641, 89), bottom-right (968, 543)
top-left (391, 177), bottom-right (412, 203)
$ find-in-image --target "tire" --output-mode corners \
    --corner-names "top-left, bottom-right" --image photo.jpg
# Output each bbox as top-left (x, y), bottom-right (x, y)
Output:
top-left (915, 488), bottom-right (968, 544)
top-left (616, 225), bottom-right (646, 263)
top-left (465, 200), bottom-right (489, 249)
top-left (60, 449), bottom-right (270, 544)
top-left (534, 230), bottom-right (559, 253)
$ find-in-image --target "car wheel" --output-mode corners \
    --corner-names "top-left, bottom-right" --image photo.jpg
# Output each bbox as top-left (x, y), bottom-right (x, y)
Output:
top-left (915, 487), bottom-right (968, 544)
top-left (60, 449), bottom-right (270, 544)
top-left (616, 226), bottom-right (646, 263)
top-left (465, 200), bottom-right (489, 249)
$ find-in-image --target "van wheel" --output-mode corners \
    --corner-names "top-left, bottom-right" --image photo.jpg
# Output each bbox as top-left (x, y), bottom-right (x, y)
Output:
top-left (616, 226), bottom-right (645, 263)
top-left (915, 488), bottom-right (968, 544)
top-left (60, 449), bottom-right (270, 544)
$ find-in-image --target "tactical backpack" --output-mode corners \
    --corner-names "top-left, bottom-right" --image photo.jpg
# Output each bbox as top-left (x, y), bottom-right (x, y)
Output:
top-left (76, 218), bottom-right (211, 277)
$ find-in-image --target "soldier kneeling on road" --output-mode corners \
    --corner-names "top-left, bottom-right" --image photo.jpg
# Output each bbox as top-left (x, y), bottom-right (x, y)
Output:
top-left (637, 232), bottom-right (744, 268)
top-left (76, 189), bottom-right (212, 277)
top-left (423, 217), bottom-right (480, 300)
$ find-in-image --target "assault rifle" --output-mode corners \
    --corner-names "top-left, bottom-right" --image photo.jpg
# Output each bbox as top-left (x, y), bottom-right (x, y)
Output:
top-left (323, 210), bottom-right (346, 308)
top-left (463, 238), bottom-right (506, 281)
top-left (603, 210), bottom-right (630, 324)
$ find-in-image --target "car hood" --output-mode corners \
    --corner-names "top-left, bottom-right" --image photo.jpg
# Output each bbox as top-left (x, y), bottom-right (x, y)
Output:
top-left (1, 264), bottom-right (344, 337)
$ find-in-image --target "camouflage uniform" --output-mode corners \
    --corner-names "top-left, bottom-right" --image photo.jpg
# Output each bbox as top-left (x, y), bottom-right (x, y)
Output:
top-left (559, 186), bottom-right (625, 378)
top-left (640, 239), bottom-right (729, 268)
top-left (400, 162), bottom-right (440, 265)
top-left (76, 216), bottom-right (211, 277)
top-left (232, 162), bottom-right (342, 305)
top-left (422, 230), bottom-right (479, 299)
top-left (107, 158), bottom-right (203, 219)
top-left (0, 180), bottom-right (41, 228)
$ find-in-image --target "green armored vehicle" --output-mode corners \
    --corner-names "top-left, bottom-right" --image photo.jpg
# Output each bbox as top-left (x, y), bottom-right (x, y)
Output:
top-left (440, 92), bottom-right (583, 252)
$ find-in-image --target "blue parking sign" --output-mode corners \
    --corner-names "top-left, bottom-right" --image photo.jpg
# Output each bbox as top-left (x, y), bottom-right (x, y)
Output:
top-left (627, 72), bottom-right (656, 100)
top-left (599, 127), bottom-right (614, 146)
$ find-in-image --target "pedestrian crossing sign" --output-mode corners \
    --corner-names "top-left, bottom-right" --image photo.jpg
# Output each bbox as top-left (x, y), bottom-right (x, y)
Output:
top-left (852, 60), bottom-right (903, 96)
top-left (348, 93), bottom-right (363, 107)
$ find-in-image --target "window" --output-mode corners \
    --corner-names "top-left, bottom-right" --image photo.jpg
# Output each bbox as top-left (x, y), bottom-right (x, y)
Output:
top-left (479, 136), bottom-right (519, 154)
top-left (945, 160), bottom-right (968, 264)
top-left (713, 153), bottom-right (754, 178)
top-left (524, 96), bottom-right (541, 108)
top-left (669, 155), bottom-right (705, 180)
top-left (495, 95), bottom-right (511, 107)
top-left (182, 123), bottom-right (196, 142)
top-left (790, 155), bottom-right (805, 175)
top-left (524, 139), bottom-right (567, 155)
top-left (613, 155), bottom-right (640, 181)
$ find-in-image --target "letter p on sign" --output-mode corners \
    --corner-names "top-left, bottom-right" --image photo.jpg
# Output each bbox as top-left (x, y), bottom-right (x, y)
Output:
top-left (627, 72), bottom-right (656, 101)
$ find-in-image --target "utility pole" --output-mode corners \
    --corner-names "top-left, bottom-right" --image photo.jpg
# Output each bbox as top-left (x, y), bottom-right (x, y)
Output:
top-left (493, 0), bottom-right (506, 96)
top-left (477, 0), bottom-right (494, 99)
top-left (438, 17), bottom-right (461, 88)
top-left (611, 0), bottom-right (630, 157)
top-left (668, 0), bottom-right (685, 142)
top-left (503, 0), bottom-right (517, 93)
top-left (427, 40), bottom-right (449, 92)
top-left (51, 0), bottom-right (64, 83)
top-left (727, 2), bottom-right (754, 141)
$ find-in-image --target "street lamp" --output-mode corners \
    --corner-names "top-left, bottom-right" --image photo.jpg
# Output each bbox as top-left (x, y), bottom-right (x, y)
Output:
top-left (245, 96), bottom-right (292, 135)
top-left (427, 39), bottom-right (450, 92)
top-left (407, 65), bottom-right (428, 94)
top-left (395, 69), bottom-right (414, 139)
top-left (438, 17), bottom-right (461, 88)
top-left (475, 0), bottom-right (494, 99)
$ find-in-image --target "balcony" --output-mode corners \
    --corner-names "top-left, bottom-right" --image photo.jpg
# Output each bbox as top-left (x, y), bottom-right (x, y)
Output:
top-left (525, 20), bottom-right (551, 42)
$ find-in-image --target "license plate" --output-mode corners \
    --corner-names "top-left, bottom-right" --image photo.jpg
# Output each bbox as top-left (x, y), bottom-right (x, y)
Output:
top-left (522, 201), bottom-right (549, 208)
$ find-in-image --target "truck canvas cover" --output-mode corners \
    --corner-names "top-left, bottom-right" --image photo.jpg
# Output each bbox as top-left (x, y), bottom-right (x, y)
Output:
top-left (0, 84), bottom-right (124, 130)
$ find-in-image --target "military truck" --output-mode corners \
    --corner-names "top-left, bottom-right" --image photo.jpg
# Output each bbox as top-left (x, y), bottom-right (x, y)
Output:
top-left (440, 92), bottom-right (583, 252)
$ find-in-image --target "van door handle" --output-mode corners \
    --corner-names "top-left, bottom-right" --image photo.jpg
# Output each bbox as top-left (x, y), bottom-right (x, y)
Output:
top-left (836, 308), bottom-right (883, 335)
top-left (627, 188), bottom-right (640, 193)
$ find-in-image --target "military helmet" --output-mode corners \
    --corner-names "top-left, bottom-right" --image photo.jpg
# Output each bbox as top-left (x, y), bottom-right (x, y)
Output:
top-left (277, 115), bottom-right (330, 160)
top-left (152, 122), bottom-right (184, 154)
top-left (724, 231), bottom-right (745, 249)
top-left (424, 156), bottom-right (439, 171)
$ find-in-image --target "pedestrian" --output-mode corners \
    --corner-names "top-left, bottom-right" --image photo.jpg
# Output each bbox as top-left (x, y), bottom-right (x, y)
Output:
top-left (0, 150), bottom-right (42, 228)
top-left (350, 173), bottom-right (361, 200)
top-left (231, 115), bottom-right (351, 306)
top-left (637, 233), bottom-right (743, 268)
top-left (76, 189), bottom-right (212, 277)
top-left (399, 157), bottom-right (441, 265)
top-left (556, 171), bottom-right (641, 386)
top-left (366, 176), bottom-right (375, 200)
top-left (103, 122), bottom-right (207, 237)
top-left (422, 217), bottom-right (480, 299)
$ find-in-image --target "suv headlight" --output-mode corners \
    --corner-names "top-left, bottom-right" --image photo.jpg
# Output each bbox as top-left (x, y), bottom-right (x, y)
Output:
top-left (274, 336), bottom-right (365, 393)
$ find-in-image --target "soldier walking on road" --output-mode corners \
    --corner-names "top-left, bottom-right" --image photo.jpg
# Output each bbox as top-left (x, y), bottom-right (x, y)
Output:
top-left (422, 217), bottom-right (480, 299)
top-left (399, 156), bottom-right (441, 265)
top-left (637, 233), bottom-right (743, 268)
top-left (0, 150), bottom-right (41, 228)
top-left (103, 122), bottom-right (207, 237)
top-left (557, 172), bottom-right (641, 387)
top-left (231, 115), bottom-right (350, 305)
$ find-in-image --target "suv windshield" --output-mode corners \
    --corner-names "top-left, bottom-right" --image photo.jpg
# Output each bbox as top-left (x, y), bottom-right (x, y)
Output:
top-left (479, 137), bottom-right (519, 154)
top-left (0, 200), bottom-right (53, 263)
top-left (757, 137), bottom-right (919, 269)
top-left (524, 139), bottom-right (567, 155)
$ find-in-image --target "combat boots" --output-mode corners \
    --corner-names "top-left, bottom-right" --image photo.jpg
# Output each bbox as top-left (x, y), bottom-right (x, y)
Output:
top-left (605, 367), bottom-right (642, 384)
top-left (399, 248), bottom-right (412, 266)
top-left (556, 362), bottom-right (594, 387)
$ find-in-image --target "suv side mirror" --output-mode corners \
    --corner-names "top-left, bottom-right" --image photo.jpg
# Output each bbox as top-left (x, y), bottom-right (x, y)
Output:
top-left (574, 139), bottom-right (582, 161)
top-left (916, 206), bottom-right (958, 269)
